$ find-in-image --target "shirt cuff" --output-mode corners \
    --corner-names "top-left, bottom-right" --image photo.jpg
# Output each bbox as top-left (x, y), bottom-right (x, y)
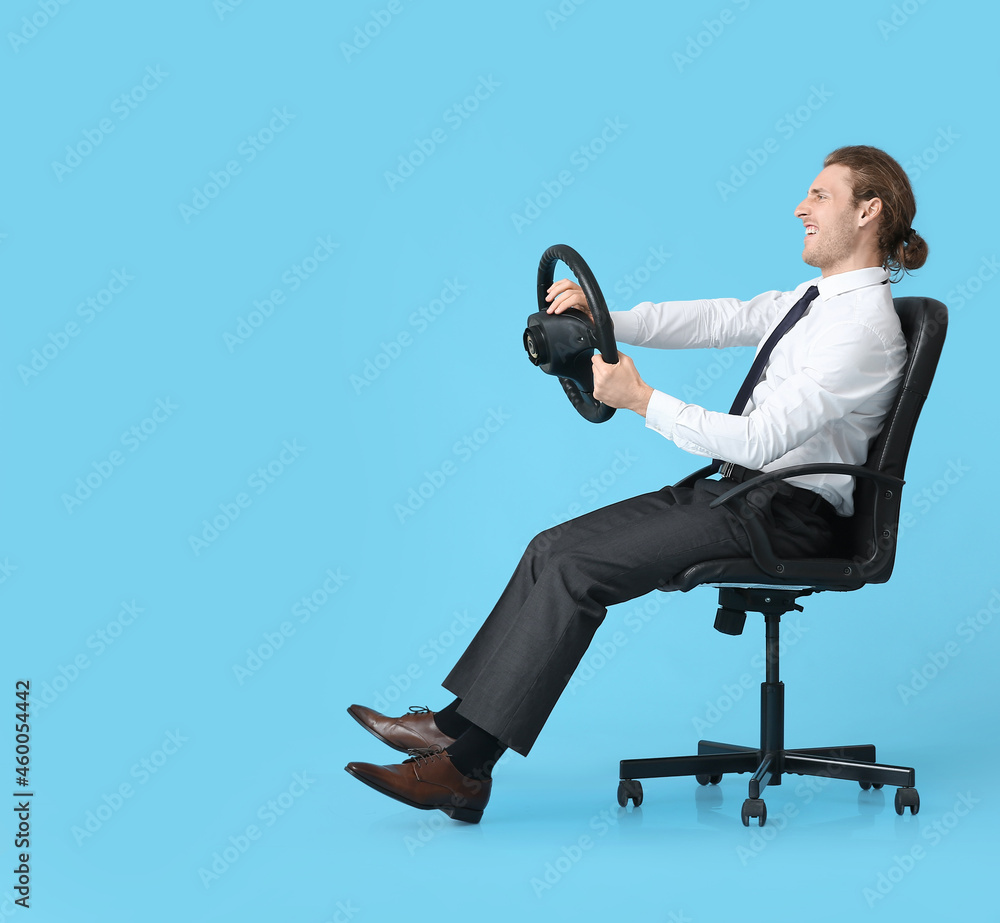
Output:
top-left (643, 389), bottom-right (684, 439)
top-left (610, 310), bottom-right (641, 345)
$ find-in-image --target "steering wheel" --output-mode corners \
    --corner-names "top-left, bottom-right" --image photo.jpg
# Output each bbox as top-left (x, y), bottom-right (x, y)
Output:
top-left (523, 244), bottom-right (618, 423)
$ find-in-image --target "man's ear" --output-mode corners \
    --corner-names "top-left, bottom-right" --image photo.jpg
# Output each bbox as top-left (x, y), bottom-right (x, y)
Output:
top-left (859, 197), bottom-right (882, 227)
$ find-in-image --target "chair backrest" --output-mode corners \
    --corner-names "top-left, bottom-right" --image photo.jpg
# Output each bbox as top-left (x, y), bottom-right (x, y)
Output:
top-left (838, 296), bottom-right (948, 583)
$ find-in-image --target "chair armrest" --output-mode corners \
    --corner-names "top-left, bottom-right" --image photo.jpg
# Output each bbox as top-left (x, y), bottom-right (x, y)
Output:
top-left (708, 464), bottom-right (904, 511)
top-left (706, 464), bottom-right (905, 582)
top-left (673, 464), bottom-right (718, 489)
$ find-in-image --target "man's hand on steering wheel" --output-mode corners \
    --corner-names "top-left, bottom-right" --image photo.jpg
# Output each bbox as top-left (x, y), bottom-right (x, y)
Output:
top-left (544, 272), bottom-right (652, 416)
top-left (545, 278), bottom-right (594, 323)
top-left (592, 352), bottom-right (654, 417)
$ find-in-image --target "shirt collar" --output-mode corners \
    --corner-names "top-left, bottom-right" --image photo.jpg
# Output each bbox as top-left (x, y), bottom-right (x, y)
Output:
top-left (813, 266), bottom-right (890, 301)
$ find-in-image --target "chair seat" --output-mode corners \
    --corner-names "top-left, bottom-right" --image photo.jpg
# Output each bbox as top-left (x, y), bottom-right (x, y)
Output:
top-left (662, 557), bottom-right (867, 593)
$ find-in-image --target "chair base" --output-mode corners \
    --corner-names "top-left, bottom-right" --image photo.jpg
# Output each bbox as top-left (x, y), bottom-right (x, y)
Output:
top-left (618, 740), bottom-right (919, 825)
top-left (618, 591), bottom-right (922, 825)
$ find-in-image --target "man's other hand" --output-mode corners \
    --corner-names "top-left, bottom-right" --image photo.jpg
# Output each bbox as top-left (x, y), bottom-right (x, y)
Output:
top-left (545, 278), bottom-right (593, 323)
top-left (592, 352), bottom-right (654, 417)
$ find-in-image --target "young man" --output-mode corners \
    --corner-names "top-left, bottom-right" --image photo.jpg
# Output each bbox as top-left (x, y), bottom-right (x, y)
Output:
top-left (345, 145), bottom-right (928, 823)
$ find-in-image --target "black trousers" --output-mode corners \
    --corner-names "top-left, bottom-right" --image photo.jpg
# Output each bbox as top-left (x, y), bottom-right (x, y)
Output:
top-left (442, 478), bottom-right (837, 756)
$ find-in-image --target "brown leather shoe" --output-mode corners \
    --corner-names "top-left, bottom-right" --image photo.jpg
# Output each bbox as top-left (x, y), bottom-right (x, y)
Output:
top-left (346, 704), bottom-right (456, 753)
top-left (345, 748), bottom-right (490, 823)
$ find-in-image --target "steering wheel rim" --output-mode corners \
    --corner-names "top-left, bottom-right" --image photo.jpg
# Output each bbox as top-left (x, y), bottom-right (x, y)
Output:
top-left (535, 244), bottom-right (618, 423)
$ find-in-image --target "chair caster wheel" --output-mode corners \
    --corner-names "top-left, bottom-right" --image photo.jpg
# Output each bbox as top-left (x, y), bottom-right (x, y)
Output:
top-left (873, 783), bottom-right (884, 789)
top-left (741, 798), bottom-right (767, 827)
top-left (859, 781), bottom-right (872, 791)
top-left (696, 774), bottom-right (723, 786)
top-left (860, 781), bottom-right (886, 791)
top-left (617, 779), bottom-right (643, 807)
top-left (894, 787), bottom-right (919, 815)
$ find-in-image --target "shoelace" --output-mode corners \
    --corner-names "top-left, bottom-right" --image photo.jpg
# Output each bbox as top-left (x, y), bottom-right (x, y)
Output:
top-left (407, 705), bottom-right (431, 715)
top-left (404, 746), bottom-right (447, 766)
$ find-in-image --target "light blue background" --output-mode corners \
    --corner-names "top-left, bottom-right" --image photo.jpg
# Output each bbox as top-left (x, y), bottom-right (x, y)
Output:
top-left (1, 0), bottom-right (996, 920)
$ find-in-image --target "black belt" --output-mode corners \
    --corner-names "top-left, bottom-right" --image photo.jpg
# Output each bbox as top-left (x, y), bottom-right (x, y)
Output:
top-left (718, 463), bottom-right (838, 517)
top-left (718, 462), bottom-right (763, 483)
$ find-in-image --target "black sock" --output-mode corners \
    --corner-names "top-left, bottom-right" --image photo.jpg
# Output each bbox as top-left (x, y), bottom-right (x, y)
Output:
top-left (447, 723), bottom-right (507, 780)
top-left (432, 698), bottom-right (472, 738)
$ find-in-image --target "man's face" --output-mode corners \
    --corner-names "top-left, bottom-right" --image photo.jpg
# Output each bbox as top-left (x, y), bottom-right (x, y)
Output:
top-left (794, 164), bottom-right (867, 275)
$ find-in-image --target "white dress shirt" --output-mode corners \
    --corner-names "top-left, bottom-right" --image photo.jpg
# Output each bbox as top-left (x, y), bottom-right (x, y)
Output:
top-left (609, 266), bottom-right (907, 516)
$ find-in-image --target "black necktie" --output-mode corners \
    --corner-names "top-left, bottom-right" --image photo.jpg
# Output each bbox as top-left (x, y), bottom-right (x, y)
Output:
top-left (712, 284), bottom-right (819, 470)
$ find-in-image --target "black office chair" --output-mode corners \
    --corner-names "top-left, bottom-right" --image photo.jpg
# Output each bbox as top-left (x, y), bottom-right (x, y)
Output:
top-left (617, 296), bottom-right (948, 826)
